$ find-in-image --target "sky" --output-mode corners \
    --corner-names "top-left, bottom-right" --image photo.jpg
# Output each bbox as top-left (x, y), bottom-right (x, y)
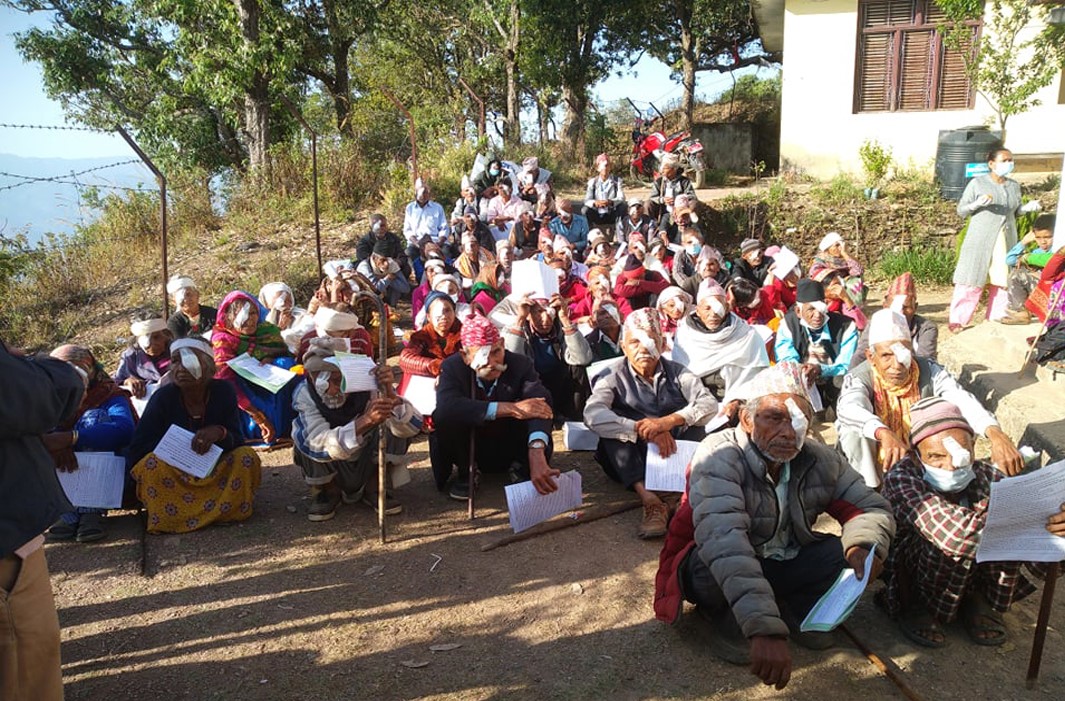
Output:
top-left (1, 6), bottom-right (775, 161)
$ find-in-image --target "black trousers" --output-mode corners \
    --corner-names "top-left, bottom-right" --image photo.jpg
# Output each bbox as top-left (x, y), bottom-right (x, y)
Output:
top-left (680, 535), bottom-right (847, 622)
top-left (429, 419), bottom-right (554, 490)
top-left (582, 203), bottom-right (626, 229)
top-left (596, 425), bottom-right (707, 489)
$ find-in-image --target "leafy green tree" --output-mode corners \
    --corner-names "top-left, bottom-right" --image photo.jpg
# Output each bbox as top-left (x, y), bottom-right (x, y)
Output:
top-left (640, 0), bottom-right (779, 130)
top-left (939, 0), bottom-right (1065, 139)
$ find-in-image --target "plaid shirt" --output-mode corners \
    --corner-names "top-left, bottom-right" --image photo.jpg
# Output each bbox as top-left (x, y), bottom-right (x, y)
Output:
top-left (881, 456), bottom-right (1035, 621)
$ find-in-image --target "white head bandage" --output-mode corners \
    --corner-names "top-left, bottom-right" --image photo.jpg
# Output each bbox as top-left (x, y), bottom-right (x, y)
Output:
top-left (889, 342), bottom-right (912, 367)
top-left (889, 295), bottom-right (907, 314)
top-left (314, 307), bottom-right (361, 333)
top-left (178, 348), bottom-right (202, 379)
top-left (167, 276), bottom-right (195, 295)
top-left (818, 232), bottom-right (843, 251)
top-left (131, 318), bottom-right (167, 349)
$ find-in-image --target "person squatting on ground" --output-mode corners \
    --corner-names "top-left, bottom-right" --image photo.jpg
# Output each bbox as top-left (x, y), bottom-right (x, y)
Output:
top-left (583, 308), bottom-right (717, 539)
top-left (292, 346), bottom-right (422, 521)
top-left (836, 309), bottom-right (1022, 488)
top-left (880, 397), bottom-right (1065, 648)
top-left (653, 362), bottom-right (895, 690)
top-left (430, 312), bottom-right (561, 501)
top-left (1, 338), bottom-right (85, 701)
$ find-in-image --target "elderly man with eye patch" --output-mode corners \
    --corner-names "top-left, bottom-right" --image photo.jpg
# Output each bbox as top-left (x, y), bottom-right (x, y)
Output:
top-left (654, 362), bottom-right (894, 691)
top-left (584, 308), bottom-right (717, 539)
top-left (836, 309), bottom-right (1022, 489)
top-left (880, 398), bottom-right (1065, 649)
top-left (774, 278), bottom-right (858, 412)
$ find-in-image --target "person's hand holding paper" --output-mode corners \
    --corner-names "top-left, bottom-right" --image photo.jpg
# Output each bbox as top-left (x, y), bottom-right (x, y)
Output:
top-left (846, 544), bottom-right (884, 581)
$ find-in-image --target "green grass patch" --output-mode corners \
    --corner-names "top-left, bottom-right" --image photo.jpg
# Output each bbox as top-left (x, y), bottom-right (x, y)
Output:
top-left (876, 243), bottom-right (957, 285)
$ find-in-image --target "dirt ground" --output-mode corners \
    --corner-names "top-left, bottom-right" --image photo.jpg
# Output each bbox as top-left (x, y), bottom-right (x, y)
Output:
top-left (45, 287), bottom-right (1065, 700)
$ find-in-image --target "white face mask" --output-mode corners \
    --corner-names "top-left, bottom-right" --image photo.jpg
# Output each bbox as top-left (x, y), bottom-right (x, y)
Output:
top-left (922, 463), bottom-right (975, 492)
top-left (994, 161), bottom-right (1014, 177)
top-left (179, 348), bottom-right (202, 380)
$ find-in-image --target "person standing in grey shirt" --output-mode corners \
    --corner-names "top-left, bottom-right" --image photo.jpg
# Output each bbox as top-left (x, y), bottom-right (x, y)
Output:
top-left (950, 147), bottom-right (1041, 332)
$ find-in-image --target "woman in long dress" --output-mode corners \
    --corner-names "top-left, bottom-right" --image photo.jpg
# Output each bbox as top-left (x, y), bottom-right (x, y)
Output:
top-left (951, 147), bottom-right (1037, 332)
top-left (129, 337), bottom-right (262, 533)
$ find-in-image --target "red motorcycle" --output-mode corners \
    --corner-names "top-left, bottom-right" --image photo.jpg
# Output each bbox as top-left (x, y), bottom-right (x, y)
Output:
top-left (626, 99), bottom-right (707, 189)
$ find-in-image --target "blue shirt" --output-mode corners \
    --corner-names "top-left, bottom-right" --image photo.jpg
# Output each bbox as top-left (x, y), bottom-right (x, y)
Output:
top-left (548, 214), bottom-right (590, 252)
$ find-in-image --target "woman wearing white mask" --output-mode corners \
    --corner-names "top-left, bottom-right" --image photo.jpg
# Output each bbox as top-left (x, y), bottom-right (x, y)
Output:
top-left (951, 147), bottom-right (1042, 332)
top-left (880, 397), bottom-right (1063, 649)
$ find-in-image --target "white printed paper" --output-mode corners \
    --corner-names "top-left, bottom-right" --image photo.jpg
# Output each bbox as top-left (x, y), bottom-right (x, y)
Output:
top-left (704, 414), bottom-right (731, 434)
top-left (226, 353), bottom-right (297, 394)
top-left (504, 471), bottom-right (583, 533)
top-left (325, 352), bottom-right (379, 393)
top-left (130, 382), bottom-right (159, 417)
top-left (510, 259), bottom-right (559, 300)
top-left (801, 544), bottom-right (877, 632)
top-left (401, 373), bottom-right (438, 415)
top-left (57, 453), bottom-right (127, 509)
top-left (153, 424), bottom-right (223, 479)
top-left (645, 440), bottom-right (700, 493)
top-left (976, 459), bottom-right (1065, 563)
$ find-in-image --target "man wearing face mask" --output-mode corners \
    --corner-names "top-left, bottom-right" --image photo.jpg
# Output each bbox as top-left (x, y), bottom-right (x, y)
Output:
top-left (774, 279), bottom-right (858, 411)
top-left (432, 312), bottom-right (559, 500)
top-left (880, 398), bottom-right (1065, 648)
top-left (584, 309), bottom-right (717, 538)
top-left (837, 309), bottom-right (1022, 488)
top-left (616, 199), bottom-right (655, 245)
top-left (471, 156), bottom-right (509, 199)
top-left (292, 347), bottom-right (421, 521)
top-left (583, 153), bottom-right (626, 229)
top-left (547, 200), bottom-right (590, 257)
top-left (167, 275), bottom-right (218, 340)
top-left (654, 362), bottom-right (894, 690)
top-left (672, 228), bottom-right (710, 297)
top-left (672, 279), bottom-right (769, 421)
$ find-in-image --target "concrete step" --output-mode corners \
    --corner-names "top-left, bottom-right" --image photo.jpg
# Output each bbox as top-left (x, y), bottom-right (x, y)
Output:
top-left (938, 318), bottom-right (1065, 462)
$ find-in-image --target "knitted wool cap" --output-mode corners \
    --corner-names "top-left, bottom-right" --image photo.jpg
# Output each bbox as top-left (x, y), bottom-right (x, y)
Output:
top-left (908, 397), bottom-right (973, 446)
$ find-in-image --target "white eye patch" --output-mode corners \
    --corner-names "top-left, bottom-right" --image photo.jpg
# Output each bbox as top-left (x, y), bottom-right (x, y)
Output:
top-left (137, 335), bottom-right (152, 351)
top-left (471, 346), bottom-right (491, 370)
top-left (179, 348), bottom-right (202, 379)
top-left (785, 397), bottom-right (809, 450)
top-left (890, 295), bottom-right (907, 314)
top-left (314, 373), bottom-right (332, 396)
top-left (629, 328), bottom-right (661, 359)
top-left (809, 301), bottom-right (828, 314)
top-left (941, 435), bottom-right (972, 469)
top-left (707, 298), bottom-right (727, 317)
top-left (234, 302), bottom-right (251, 327)
top-left (890, 342), bottom-right (912, 367)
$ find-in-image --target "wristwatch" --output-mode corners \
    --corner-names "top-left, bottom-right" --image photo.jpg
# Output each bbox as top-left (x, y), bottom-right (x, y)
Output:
top-left (529, 439), bottom-right (547, 450)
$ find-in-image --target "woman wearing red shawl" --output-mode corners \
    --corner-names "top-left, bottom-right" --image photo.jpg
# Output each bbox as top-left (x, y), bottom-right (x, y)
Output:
top-left (212, 290), bottom-right (297, 444)
top-left (470, 263), bottom-right (509, 315)
top-left (44, 345), bottom-right (137, 543)
top-left (399, 292), bottom-right (464, 431)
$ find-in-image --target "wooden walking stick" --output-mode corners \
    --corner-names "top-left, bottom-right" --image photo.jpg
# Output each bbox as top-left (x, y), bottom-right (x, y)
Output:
top-left (352, 289), bottom-right (390, 544)
top-left (1019, 282), bottom-right (1065, 378)
top-left (1026, 562), bottom-right (1061, 689)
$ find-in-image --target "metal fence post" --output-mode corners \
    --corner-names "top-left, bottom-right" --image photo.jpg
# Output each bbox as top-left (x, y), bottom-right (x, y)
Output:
top-left (115, 125), bottom-right (168, 318)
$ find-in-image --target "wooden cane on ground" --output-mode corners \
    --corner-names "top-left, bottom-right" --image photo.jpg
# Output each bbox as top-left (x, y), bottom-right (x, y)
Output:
top-left (1026, 562), bottom-right (1061, 689)
top-left (840, 625), bottom-right (927, 701)
top-left (1019, 282), bottom-right (1065, 378)
top-left (352, 290), bottom-right (390, 544)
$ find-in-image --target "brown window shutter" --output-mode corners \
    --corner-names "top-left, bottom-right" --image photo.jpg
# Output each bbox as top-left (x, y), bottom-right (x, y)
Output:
top-left (861, 0), bottom-right (917, 28)
top-left (898, 30), bottom-right (934, 110)
top-left (857, 31), bottom-right (894, 111)
top-left (938, 27), bottom-right (976, 109)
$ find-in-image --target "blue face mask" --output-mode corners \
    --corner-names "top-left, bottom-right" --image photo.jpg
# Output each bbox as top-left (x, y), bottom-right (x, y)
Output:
top-left (489, 167), bottom-right (500, 176)
top-left (686, 243), bottom-right (702, 257)
top-left (994, 161), bottom-right (1014, 177)
top-left (921, 462), bottom-right (975, 493)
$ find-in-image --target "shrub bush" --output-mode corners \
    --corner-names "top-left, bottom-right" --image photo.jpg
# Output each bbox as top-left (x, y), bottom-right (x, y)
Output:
top-left (876, 242), bottom-right (957, 285)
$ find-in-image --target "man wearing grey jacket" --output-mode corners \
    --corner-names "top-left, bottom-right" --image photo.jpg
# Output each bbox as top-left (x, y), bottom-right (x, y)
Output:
top-left (654, 362), bottom-right (894, 691)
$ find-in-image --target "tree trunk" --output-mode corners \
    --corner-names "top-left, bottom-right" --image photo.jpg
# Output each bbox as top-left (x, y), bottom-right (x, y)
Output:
top-left (679, 5), bottom-right (696, 132)
top-left (504, 0), bottom-right (521, 148)
top-left (537, 90), bottom-right (552, 146)
top-left (332, 42), bottom-right (353, 138)
top-left (234, 0), bottom-right (270, 176)
top-left (561, 83), bottom-right (587, 162)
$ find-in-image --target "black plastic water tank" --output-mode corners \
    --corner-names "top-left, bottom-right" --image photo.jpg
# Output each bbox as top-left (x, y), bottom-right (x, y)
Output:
top-left (935, 127), bottom-right (1003, 200)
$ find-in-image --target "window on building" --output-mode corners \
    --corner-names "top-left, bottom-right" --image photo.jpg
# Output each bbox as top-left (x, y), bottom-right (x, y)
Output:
top-left (854, 0), bottom-right (982, 113)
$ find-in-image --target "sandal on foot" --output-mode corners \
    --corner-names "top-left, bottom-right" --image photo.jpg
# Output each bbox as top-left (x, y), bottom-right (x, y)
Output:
top-left (898, 609), bottom-right (947, 648)
top-left (75, 513), bottom-right (107, 543)
top-left (46, 520), bottom-right (77, 541)
top-left (962, 597), bottom-right (1007, 647)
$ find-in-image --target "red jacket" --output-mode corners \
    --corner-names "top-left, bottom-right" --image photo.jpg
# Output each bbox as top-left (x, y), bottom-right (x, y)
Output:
top-left (614, 271), bottom-right (671, 316)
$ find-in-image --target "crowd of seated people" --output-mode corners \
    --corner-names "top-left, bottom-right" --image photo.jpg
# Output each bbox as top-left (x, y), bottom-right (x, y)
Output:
top-left (26, 151), bottom-right (1065, 694)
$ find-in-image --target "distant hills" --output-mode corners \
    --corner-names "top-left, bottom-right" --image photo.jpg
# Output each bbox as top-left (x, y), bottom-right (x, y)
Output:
top-left (0, 153), bottom-right (155, 243)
